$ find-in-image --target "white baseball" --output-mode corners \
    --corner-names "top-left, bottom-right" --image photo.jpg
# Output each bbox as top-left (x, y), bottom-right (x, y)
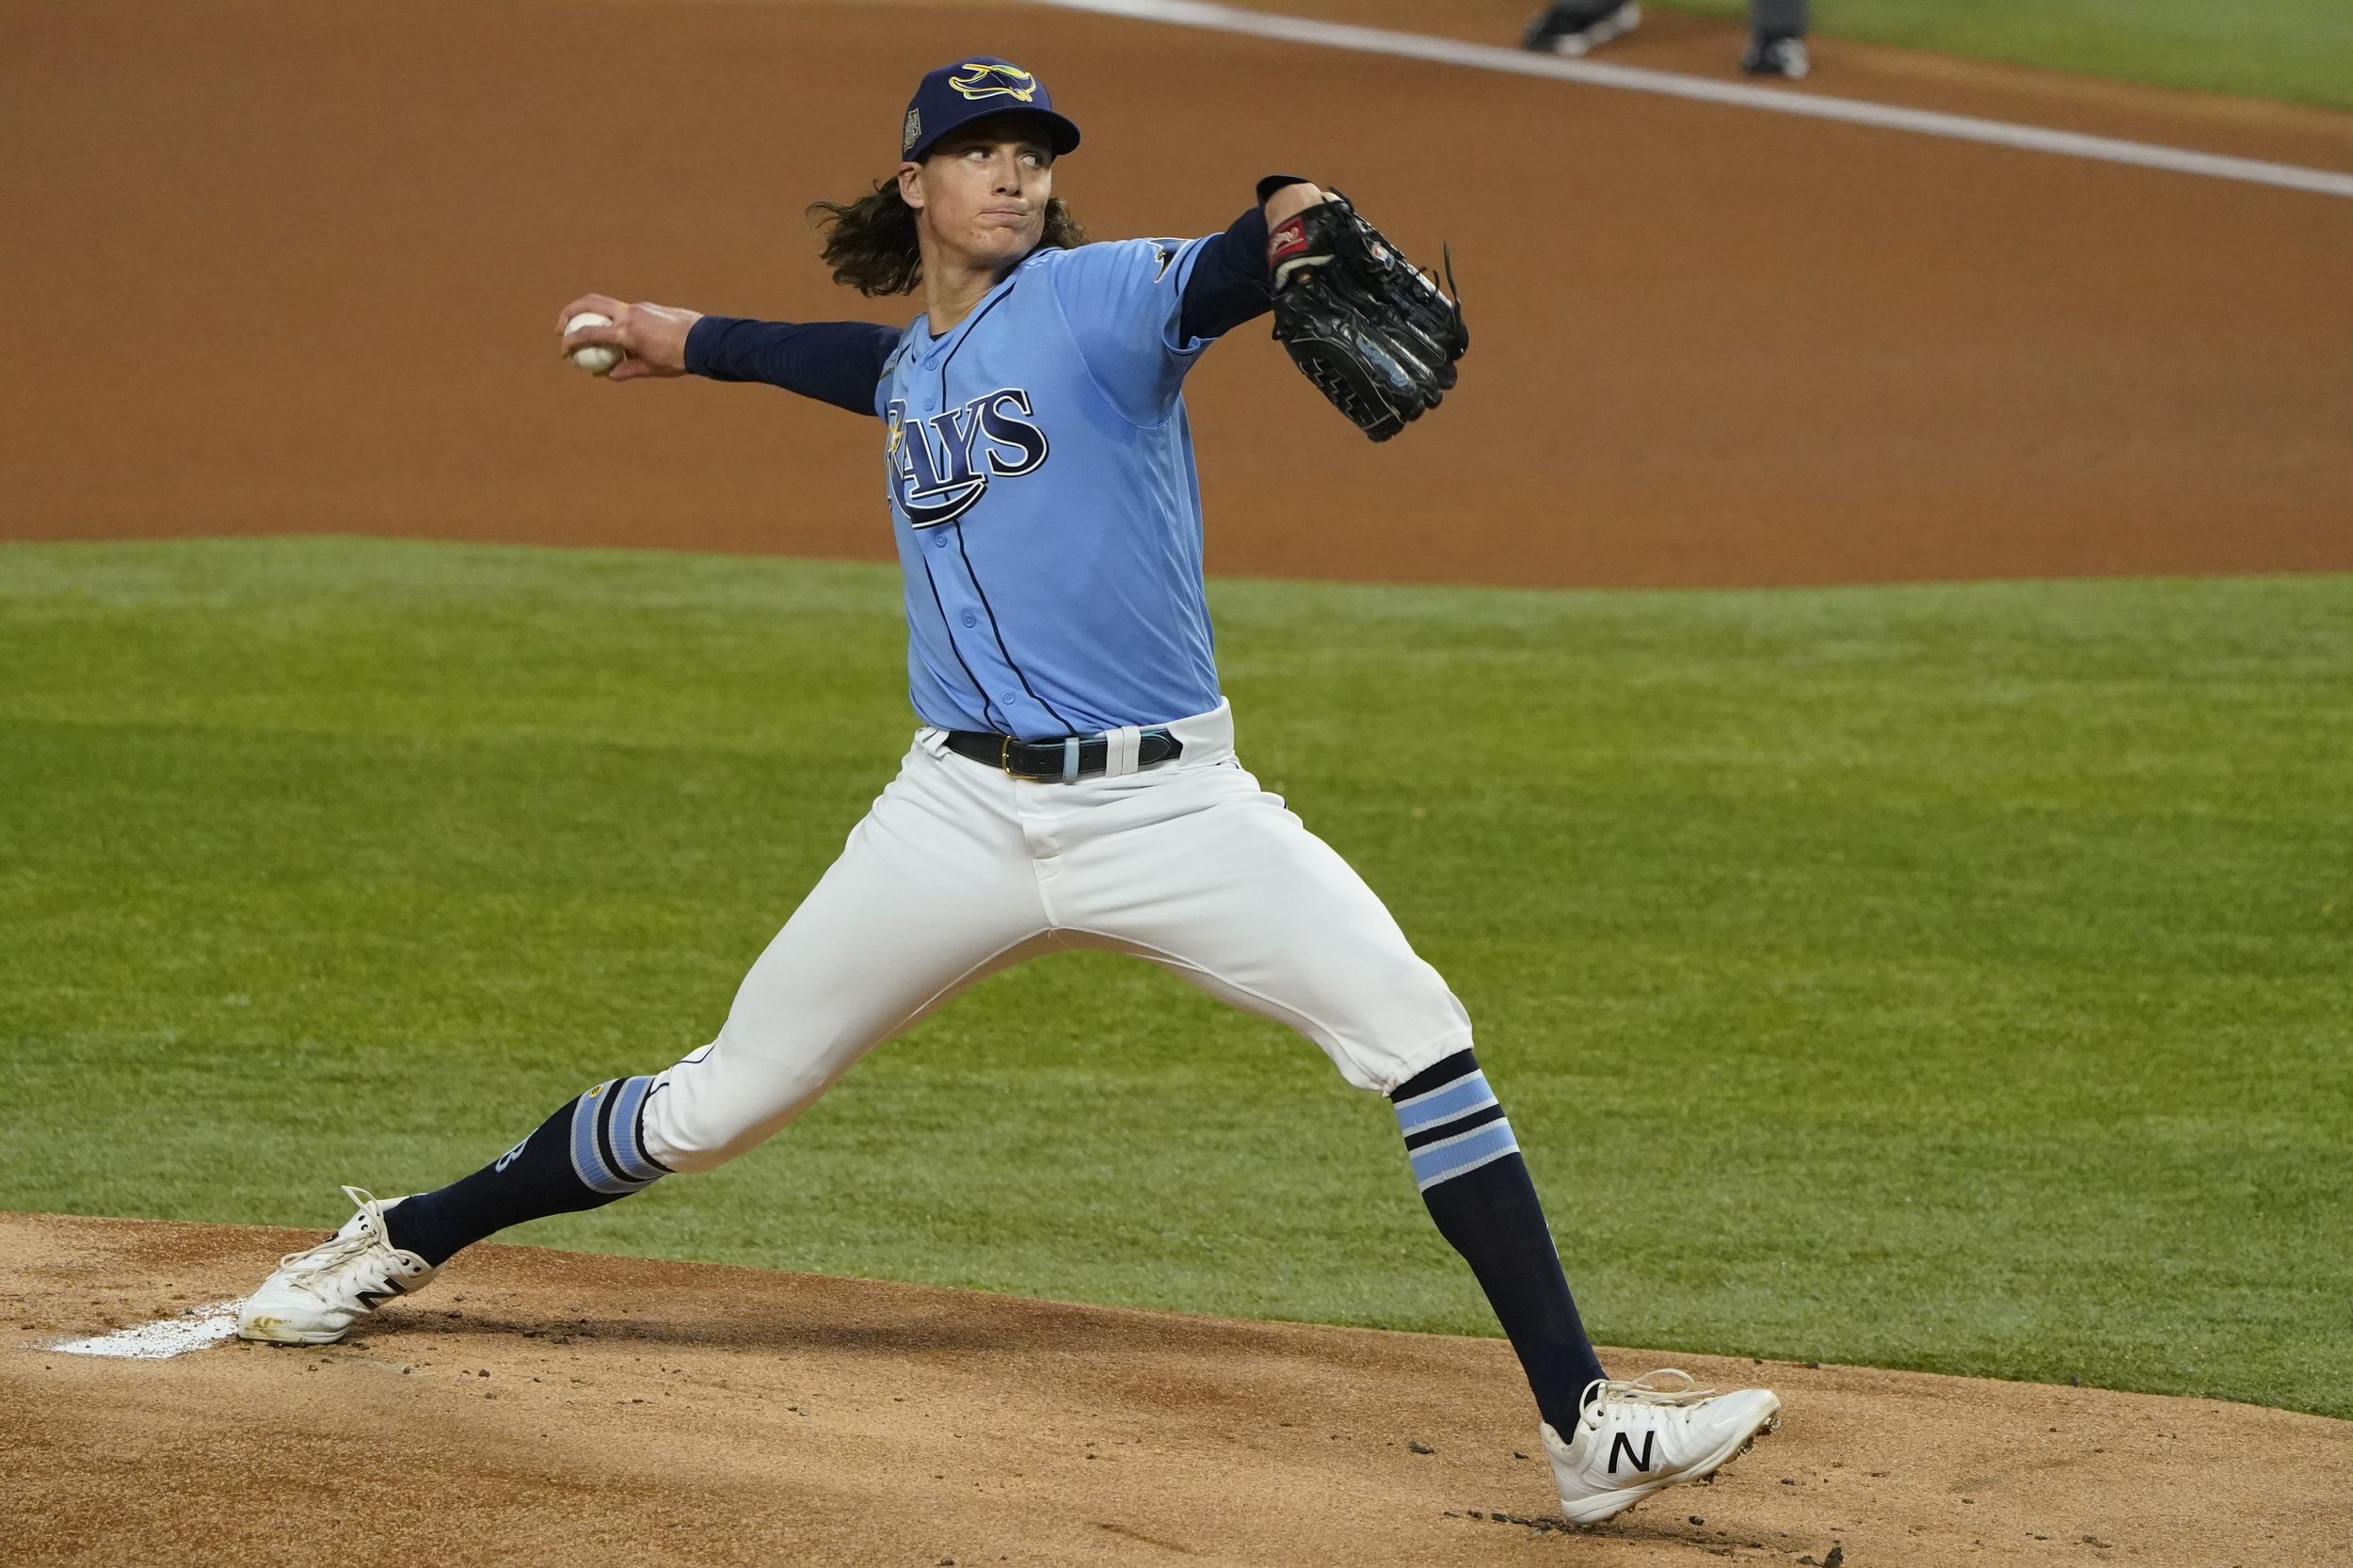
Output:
top-left (564, 312), bottom-right (624, 376)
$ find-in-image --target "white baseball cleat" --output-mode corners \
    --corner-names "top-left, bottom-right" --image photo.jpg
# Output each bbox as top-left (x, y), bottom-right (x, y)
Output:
top-left (1543, 1368), bottom-right (1781, 1526)
top-left (236, 1185), bottom-right (436, 1345)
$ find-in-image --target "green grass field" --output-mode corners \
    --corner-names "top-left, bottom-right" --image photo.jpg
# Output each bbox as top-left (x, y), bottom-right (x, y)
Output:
top-left (3, 538), bottom-right (2347, 1418)
top-left (1668, 0), bottom-right (2353, 113)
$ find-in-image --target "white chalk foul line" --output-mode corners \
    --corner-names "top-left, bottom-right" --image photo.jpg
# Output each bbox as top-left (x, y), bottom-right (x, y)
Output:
top-left (46, 1302), bottom-right (244, 1360)
top-left (1025, 0), bottom-right (2353, 200)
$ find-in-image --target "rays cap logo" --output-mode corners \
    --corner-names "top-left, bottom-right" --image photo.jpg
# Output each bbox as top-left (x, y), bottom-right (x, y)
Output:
top-left (900, 55), bottom-right (1081, 163)
top-left (951, 60), bottom-right (1039, 103)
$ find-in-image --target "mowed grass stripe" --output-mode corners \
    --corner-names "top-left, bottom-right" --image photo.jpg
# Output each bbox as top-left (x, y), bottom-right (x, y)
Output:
top-left (2, 538), bottom-right (2346, 1416)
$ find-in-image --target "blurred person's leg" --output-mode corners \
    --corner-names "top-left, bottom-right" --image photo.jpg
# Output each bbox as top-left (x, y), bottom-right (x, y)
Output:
top-left (1744, 0), bottom-right (1811, 77)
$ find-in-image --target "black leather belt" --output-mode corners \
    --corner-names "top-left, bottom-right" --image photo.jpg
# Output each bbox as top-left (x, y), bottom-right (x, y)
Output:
top-left (945, 727), bottom-right (1184, 782)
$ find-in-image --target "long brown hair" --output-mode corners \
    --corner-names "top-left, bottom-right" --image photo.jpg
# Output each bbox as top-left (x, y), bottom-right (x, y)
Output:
top-left (808, 180), bottom-right (1086, 297)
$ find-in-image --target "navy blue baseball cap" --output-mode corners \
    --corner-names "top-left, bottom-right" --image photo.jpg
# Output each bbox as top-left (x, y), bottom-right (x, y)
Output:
top-left (900, 56), bottom-right (1082, 163)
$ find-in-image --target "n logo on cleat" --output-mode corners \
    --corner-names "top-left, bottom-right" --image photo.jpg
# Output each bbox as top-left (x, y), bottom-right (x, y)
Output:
top-left (1608, 1432), bottom-right (1657, 1475)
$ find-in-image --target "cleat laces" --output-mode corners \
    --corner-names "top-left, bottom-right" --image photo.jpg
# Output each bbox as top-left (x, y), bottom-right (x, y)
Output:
top-left (269, 1186), bottom-right (414, 1304)
top-left (1583, 1368), bottom-right (1717, 1411)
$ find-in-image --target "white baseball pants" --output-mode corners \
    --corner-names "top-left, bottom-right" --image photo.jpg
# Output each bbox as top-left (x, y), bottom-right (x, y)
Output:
top-left (638, 701), bottom-right (1473, 1174)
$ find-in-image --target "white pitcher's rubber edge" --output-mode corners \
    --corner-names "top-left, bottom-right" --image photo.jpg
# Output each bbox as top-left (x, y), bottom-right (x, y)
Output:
top-left (40, 1302), bottom-right (245, 1360)
top-left (1023, 0), bottom-right (2353, 200)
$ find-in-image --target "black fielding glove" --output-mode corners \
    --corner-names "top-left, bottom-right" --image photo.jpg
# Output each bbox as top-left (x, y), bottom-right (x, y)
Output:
top-left (1265, 191), bottom-right (1468, 442)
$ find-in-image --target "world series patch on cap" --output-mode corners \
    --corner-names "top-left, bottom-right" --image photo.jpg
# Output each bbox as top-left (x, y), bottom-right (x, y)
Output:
top-left (900, 56), bottom-right (1082, 161)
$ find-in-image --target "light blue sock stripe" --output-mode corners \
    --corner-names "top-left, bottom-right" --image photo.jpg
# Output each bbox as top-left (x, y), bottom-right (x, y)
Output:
top-left (604, 1076), bottom-right (664, 1184)
top-left (1394, 1071), bottom-right (1497, 1137)
top-left (1417, 1138), bottom-right (1519, 1192)
top-left (568, 1080), bottom-right (647, 1197)
top-left (1409, 1118), bottom-right (1521, 1192)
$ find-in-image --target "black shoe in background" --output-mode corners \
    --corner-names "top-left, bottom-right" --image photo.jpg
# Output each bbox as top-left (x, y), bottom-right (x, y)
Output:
top-left (1740, 32), bottom-right (1812, 78)
top-left (1523, 1), bottom-right (1642, 58)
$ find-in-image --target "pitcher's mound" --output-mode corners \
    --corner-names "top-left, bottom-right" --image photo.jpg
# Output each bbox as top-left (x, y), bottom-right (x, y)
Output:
top-left (5, 1212), bottom-right (2343, 1566)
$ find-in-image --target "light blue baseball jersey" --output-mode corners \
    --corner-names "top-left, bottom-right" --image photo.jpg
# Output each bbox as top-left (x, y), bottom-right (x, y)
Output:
top-left (876, 235), bottom-right (1225, 740)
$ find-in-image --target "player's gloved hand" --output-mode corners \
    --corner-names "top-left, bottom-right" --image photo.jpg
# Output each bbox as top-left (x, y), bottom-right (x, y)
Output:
top-left (555, 295), bottom-right (701, 382)
top-left (1264, 191), bottom-right (1468, 442)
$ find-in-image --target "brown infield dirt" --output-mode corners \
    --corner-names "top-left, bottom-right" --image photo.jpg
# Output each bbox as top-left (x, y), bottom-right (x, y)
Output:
top-left (4, 0), bottom-right (2350, 586)
top-left (10, 1213), bottom-right (2352, 1568)
top-left (6, 2), bottom-right (2352, 1561)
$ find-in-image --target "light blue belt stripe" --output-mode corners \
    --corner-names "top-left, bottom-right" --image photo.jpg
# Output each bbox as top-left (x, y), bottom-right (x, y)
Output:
top-left (1393, 1072), bottom-right (1497, 1137)
top-left (605, 1076), bottom-right (664, 1183)
top-left (1408, 1118), bottom-right (1520, 1192)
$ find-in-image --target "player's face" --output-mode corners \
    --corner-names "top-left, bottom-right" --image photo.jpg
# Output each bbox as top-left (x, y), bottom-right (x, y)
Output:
top-left (901, 120), bottom-right (1056, 274)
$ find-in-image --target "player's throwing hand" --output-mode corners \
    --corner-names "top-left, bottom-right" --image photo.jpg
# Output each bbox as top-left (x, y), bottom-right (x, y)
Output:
top-left (555, 295), bottom-right (701, 381)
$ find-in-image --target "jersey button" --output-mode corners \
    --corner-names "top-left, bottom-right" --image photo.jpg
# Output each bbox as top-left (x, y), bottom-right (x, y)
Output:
top-left (931, 534), bottom-right (949, 549)
top-left (960, 612), bottom-right (977, 629)
top-left (1001, 692), bottom-right (1019, 707)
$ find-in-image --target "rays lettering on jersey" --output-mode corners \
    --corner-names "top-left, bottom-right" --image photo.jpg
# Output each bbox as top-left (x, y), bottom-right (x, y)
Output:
top-left (884, 388), bottom-right (1050, 528)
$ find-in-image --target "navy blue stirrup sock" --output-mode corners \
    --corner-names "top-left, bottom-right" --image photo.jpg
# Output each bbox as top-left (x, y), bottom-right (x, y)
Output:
top-left (1392, 1049), bottom-right (1609, 1432)
top-left (384, 1076), bottom-right (671, 1268)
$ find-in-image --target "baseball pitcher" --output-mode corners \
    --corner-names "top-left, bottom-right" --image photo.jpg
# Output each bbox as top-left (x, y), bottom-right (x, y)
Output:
top-left (237, 55), bottom-right (1779, 1528)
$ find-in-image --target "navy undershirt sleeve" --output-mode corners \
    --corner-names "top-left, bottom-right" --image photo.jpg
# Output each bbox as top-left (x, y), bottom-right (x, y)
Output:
top-left (1177, 205), bottom-right (1273, 346)
top-left (685, 316), bottom-right (899, 416)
